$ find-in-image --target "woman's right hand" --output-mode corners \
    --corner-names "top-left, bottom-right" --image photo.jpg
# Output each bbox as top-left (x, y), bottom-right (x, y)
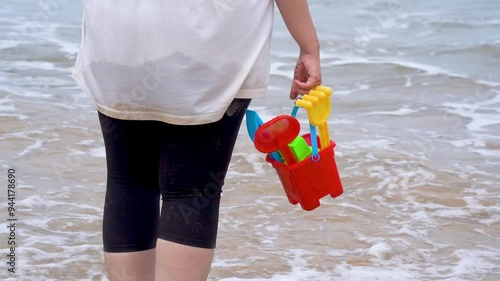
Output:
top-left (290, 52), bottom-right (322, 99)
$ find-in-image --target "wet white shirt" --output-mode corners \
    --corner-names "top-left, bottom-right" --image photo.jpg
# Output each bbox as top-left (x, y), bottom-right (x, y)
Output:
top-left (73, 0), bottom-right (274, 125)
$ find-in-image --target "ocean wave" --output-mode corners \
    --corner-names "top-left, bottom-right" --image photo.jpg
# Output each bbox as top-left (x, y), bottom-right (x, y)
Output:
top-left (361, 106), bottom-right (420, 116)
top-left (442, 91), bottom-right (500, 132)
top-left (433, 43), bottom-right (500, 58)
top-left (322, 56), bottom-right (469, 78)
top-left (428, 18), bottom-right (500, 29)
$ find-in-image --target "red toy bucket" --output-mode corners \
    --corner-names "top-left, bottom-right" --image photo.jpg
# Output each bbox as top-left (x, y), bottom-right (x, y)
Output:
top-left (265, 133), bottom-right (343, 211)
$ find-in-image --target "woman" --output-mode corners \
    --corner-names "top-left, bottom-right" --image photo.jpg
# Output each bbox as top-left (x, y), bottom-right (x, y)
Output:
top-left (73, 0), bottom-right (321, 280)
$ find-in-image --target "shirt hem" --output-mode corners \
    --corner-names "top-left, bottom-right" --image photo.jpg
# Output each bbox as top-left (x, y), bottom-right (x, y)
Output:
top-left (92, 90), bottom-right (265, 125)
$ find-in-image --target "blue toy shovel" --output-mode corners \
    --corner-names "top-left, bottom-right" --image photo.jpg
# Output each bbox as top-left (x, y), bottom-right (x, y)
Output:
top-left (246, 109), bottom-right (262, 142)
top-left (246, 109), bottom-right (283, 163)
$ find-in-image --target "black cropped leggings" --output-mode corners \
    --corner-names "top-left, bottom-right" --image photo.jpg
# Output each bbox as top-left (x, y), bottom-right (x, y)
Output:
top-left (98, 99), bottom-right (250, 252)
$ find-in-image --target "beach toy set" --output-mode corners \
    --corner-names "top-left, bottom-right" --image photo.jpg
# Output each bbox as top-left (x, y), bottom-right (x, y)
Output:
top-left (246, 86), bottom-right (343, 211)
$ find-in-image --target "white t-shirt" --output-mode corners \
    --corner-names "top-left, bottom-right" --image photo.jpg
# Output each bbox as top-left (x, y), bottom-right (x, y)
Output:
top-left (73, 0), bottom-right (274, 125)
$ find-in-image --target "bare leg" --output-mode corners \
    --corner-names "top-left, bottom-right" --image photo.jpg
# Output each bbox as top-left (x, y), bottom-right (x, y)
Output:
top-left (104, 249), bottom-right (156, 281)
top-left (155, 239), bottom-right (214, 281)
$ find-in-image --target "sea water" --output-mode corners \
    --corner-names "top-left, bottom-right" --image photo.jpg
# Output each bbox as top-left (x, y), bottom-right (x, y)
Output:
top-left (1, 0), bottom-right (499, 280)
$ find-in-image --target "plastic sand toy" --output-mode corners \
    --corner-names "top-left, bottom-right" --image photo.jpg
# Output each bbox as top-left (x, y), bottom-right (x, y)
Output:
top-left (295, 85), bottom-right (332, 150)
top-left (245, 109), bottom-right (283, 163)
top-left (247, 85), bottom-right (343, 211)
top-left (254, 115), bottom-right (301, 165)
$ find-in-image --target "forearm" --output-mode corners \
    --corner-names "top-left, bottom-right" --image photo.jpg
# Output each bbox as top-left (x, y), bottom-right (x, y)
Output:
top-left (275, 0), bottom-right (319, 55)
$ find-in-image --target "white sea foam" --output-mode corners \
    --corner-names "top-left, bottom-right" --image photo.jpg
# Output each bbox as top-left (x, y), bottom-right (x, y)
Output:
top-left (357, 83), bottom-right (370, 90)
top-left (18, 139), bottom-right (43, 156)
top-left (469, 148), bottom-right (500, 158)
top-left (0, 97), bottom-right (15, 112)
top-left (333, 89), bottom-right (356, 96)
top-left (89, 146), bottom-right (105, 158)
top-left (449, 138), bottom-right (486, 148)
top-left (10, 60), bottom-right (57, 70)
top-left (361, 106), bottom-right (420, 116)
top-left (270, 61), bottom-right (294, 80)
top-left (367, 242), bottom-right (394, 260)
top-left (0, 39), bottom-right (20, 50)
top-left (323, 56), bottom-right (470, 79)
top-left (0, 86), bottom-right (54, 98)
top-left (16, 194), bottom-right (66, 209)
top-left (0, 112), bottom-right (29, 120)
top-left (442, 92), bottom-right (500, 132)
top-left (475, 79), bottom-right (500, 87)
top-left (337, 202), bottom-right (371, 213)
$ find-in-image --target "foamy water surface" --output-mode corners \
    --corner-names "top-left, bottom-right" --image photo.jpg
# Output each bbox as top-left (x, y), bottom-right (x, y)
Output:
top-left (1, 0), bottom-right (499, 280)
